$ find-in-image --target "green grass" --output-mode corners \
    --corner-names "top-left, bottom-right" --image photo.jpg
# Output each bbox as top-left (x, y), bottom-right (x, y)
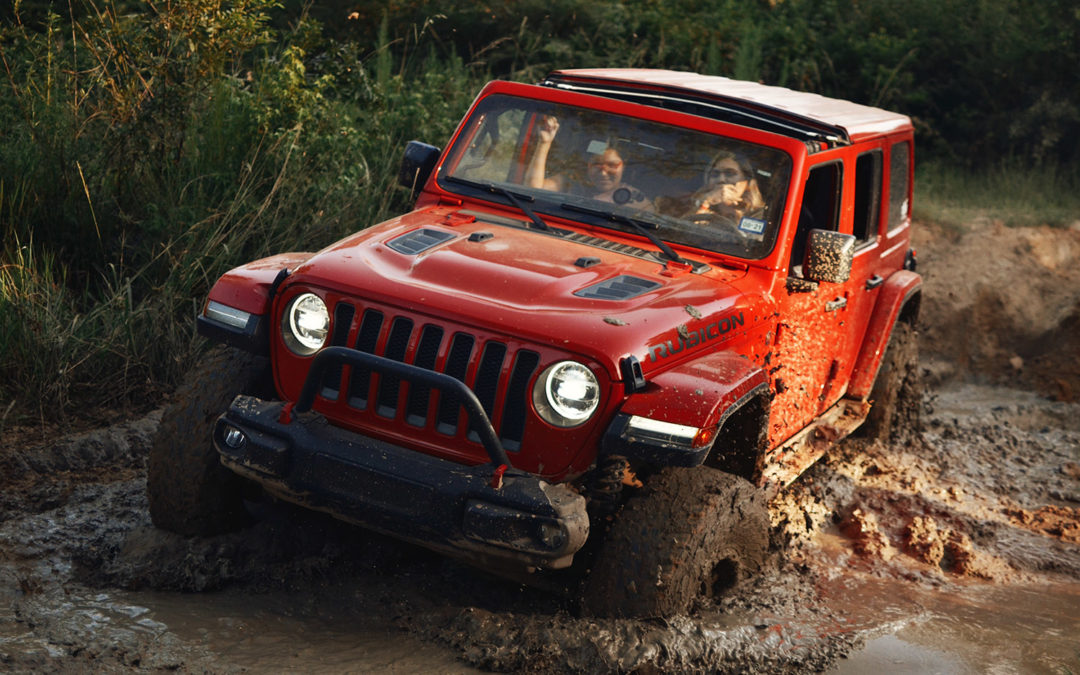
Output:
top-left (0, 3), bottom-right (487, 428)
top-left (914, 160), bottom-right (1080, 231)
top-left (2, 1), bottom-right (1078, 428)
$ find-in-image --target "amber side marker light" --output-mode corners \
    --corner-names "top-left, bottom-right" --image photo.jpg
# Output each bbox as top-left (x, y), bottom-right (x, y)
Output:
top-left (624, 416), bottom-right (713, 448)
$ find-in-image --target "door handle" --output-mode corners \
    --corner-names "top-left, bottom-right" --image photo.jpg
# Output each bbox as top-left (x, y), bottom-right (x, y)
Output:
top-left (865, 274), bottom-right (884, 290)
top-left (825, 297), bottom-right (847, 312)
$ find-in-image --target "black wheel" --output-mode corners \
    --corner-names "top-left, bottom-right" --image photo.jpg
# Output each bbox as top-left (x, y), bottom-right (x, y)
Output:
top-left (581, 467), bottom-right (769, 619)
top-left (861, 321), bottom-right (920, 441)
top-left (147, 346), bottom-right (273, 536)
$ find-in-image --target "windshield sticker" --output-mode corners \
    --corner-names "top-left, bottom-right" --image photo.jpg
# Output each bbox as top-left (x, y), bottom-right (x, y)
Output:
top-left (647, 311), bottom-right (746, 362)
top-left (739, 217), bottom-right (766, 235)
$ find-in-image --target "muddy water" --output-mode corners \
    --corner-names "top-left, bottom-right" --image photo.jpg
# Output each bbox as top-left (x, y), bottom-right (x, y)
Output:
top-left (821, 545), bottom-right (1080, 673)
top-left (840, 583), bottom-right (1080, 673)
top-left (2, 382), bottom-right (1079, 672)
top-left (822, 383), bottom-right (1080, 674)
top-left (124, 586), bottom-right (480, 673)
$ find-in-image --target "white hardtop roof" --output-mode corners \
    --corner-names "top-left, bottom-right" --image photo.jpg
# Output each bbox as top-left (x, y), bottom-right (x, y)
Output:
top-left (547, 69), bottom-right (912, 143)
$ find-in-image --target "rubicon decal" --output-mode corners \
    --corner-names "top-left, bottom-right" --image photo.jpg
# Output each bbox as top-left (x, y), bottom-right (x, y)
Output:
top-left (647, 312), bottom-right (746, 362)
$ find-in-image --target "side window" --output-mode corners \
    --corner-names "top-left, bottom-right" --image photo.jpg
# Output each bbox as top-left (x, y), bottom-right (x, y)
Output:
top-left (888, 141), bottom-right (911, 230)
top-left (790, 162), bottom-right (842, 271)
top-left (853, 150), bottom-right (882, 243)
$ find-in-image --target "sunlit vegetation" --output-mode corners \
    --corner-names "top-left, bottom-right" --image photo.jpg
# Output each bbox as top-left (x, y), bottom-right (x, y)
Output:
top-left (1, 0), bottom-right (1077, 425)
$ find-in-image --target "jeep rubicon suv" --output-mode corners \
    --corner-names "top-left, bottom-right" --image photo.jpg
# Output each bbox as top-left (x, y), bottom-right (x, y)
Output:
top-left (148, 69), bottom-right (920, 618)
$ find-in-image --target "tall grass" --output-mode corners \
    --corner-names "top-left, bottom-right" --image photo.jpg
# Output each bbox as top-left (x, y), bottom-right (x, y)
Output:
top-left (0, 3), bottom-right (485, 427)
top-left (914, 160), bottom-right (1080, 231)
top-left (3, 1), bottom-right (1077, 428)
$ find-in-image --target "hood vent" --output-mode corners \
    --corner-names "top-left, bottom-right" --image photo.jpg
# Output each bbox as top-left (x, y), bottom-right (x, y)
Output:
top-left (387, 228), bottom-right (455, 255)
top-left (575, 275), bottom-right (661, 301)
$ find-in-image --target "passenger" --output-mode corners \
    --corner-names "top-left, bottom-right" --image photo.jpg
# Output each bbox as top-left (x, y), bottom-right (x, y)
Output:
top-left (659, 150), bottom-right (766, 223)
top-left (524, 115), bottom-right (642, 204)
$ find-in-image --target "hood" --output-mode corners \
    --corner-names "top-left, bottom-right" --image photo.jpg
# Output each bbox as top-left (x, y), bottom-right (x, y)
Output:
top-left (288, 207), bottom-right (763, 378)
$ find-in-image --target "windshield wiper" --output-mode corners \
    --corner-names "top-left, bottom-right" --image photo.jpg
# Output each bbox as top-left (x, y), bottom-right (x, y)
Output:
top-left (443, 176), bottom-right (551, 232)
top-left (560, 202), bottom-right (688, 265)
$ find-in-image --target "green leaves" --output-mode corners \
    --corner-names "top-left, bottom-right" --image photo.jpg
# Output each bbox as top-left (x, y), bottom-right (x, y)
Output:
top-left (1, 0), bottom-right (1077, 423)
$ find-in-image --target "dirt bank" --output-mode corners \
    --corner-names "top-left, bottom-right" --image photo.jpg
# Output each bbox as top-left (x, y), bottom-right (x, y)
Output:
top-left (2, 221), bottom-right (1079, 673)
top-left (913, 219), bottom-right (1080, 400)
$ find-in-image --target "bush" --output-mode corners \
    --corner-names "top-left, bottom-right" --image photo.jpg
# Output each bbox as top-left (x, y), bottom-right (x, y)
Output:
top-left (1, 0), bottom-right (1077, 425)
top-left (0, 2), bottom-right (484, 424)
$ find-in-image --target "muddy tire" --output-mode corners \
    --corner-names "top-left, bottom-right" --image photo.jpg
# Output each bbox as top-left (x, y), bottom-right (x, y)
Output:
top-left (862, 321), bottom-right (920, 442)
top-left (147, 347), bottom-right (273, 536)
top-left (581, 467), bottom-right (769, 619)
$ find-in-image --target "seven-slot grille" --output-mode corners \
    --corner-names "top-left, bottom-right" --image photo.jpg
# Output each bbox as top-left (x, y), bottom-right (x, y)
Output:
top-left (314, 300), bottom-right (541, 453)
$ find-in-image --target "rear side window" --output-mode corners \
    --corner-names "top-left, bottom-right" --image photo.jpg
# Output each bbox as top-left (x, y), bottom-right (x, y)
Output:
top-left (888, 141), bottom-right (911, 230)
top-left (853, 150), bottom-right (882, 243)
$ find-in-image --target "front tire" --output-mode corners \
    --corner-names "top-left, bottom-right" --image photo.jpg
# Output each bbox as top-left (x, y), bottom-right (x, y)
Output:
top-left (581, 467), bottom-right (769, 619)
top-left (147, 347), bottom-right (273, 536)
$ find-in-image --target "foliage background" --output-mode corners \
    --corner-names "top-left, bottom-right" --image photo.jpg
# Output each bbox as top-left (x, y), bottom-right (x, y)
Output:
top-left (1, 0), bottom-right (1078, 425)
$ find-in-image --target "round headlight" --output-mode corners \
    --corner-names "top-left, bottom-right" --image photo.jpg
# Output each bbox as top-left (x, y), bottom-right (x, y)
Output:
top-left (533, 361), bottom-right (601, 427)
top-left (283, 292), bottom-right (329, 355)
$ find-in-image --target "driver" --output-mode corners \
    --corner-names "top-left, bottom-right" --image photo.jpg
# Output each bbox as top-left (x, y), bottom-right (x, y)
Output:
top-left (524, 115), bottom-right (644, 204)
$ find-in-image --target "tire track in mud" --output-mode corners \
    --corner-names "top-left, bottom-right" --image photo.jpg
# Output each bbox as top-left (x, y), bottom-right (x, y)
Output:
top-left (3, 222), bottom-right (1079, 672)
top-left (2, 382), bottom-right (1078, 673)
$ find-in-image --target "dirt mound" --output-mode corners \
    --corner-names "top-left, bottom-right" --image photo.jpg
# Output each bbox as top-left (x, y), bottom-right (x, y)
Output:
top-left (914, 220), bottom-right (1080, 400)
top-left (777, 384), bottom-right (1080, 586)
top-left (0, 411), bottom-right (158, 520)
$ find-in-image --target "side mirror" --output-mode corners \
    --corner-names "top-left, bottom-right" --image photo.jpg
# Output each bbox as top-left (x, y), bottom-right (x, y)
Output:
top-left (398, 141), bottom-right (441, 196)
top-left (803, 229), bottom-right (855, 283)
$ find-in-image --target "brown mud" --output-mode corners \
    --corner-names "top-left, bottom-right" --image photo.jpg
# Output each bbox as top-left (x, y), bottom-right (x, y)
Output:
top-left (2, 221), bottom-right (1080, 673)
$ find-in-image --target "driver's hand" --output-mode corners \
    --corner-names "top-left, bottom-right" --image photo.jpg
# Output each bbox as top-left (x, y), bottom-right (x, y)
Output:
top-left (695, 184), bottom-right (741, 210)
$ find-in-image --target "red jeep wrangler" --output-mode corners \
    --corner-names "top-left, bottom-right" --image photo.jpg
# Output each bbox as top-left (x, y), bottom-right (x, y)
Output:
top-left (148, 69), bottom-right (920, 618)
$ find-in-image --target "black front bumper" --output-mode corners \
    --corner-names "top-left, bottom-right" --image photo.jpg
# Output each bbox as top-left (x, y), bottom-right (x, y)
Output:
top-left (213, 395), bottom-right (589, 569)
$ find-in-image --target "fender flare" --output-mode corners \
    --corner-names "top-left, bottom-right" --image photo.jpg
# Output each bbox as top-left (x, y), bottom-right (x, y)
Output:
top-left (847, 269), bottom-right (922, 400)
top-left (620, 351), bottom-right (768, 429)
top-left (604, 351), bottom-right (769, 467)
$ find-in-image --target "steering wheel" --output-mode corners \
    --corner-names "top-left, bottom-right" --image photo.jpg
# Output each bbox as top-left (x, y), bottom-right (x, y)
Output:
top-left (687, 211), bottom-right (739, 229)
top-left (686, 211), bottom-right (759, 249)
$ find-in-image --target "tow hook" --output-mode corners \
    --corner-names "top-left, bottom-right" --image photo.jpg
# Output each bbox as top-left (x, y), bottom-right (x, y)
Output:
top-left (490, 463), bottom-right (508, 490)
top-left (278, 402), bottom-right (295, 424)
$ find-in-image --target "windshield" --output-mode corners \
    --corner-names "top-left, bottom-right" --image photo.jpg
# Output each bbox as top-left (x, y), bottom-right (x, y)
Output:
top-left (440, 94), bottom-right (792, 260)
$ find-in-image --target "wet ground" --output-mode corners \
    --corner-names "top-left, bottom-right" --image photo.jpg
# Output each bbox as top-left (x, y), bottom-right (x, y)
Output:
top-left (1, 380), bottom-right (1078, 673)
top-left (3, 221), bottom-right (1080, 672)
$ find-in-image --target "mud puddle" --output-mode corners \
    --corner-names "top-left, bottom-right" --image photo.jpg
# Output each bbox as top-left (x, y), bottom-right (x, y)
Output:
top-left (815, 536), bottom-right (1080, 674)
top-left (815, 383), bottom-right (1080, 674)
top-left (830, 579), bottom-right (1080, 673)
top-left (2, 379), bottom-right (1078, 672)
top-left (119, 585), bottom-right (479, 673)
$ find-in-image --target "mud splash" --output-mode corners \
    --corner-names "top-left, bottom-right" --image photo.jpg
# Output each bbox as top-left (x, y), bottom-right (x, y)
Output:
top-left (2, 380), bottom-right (1077, 673)
top-left (2, 221), bottom-right (1080, 672)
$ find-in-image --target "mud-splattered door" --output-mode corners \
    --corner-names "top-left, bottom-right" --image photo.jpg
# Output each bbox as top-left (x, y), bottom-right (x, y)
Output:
top-left (768, 279), bottom-right (847, 445)
top-left (767, 151), bottom-right (885, 447)
top-left (768, 160), bottom-right (850, 446)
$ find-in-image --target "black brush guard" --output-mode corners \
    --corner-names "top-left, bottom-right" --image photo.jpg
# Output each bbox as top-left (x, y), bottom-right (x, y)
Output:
top-left (213, 346), bottom-right (589, 568)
